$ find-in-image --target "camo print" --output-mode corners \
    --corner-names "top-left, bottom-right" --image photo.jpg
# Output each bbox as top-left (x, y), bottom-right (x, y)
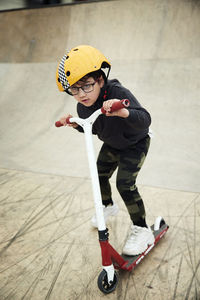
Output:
top-left (97, 136), bottom-right (150, 224)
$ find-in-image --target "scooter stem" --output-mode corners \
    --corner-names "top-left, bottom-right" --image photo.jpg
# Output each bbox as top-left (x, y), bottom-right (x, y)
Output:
top-left (68, 108), bottom-right (106, 230)
top-left (83, 121), bottom-right (106, 231)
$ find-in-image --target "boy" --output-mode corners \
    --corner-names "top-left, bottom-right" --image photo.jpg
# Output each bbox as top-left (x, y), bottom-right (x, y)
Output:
top-left (56, 45), bottom-right (154, 256)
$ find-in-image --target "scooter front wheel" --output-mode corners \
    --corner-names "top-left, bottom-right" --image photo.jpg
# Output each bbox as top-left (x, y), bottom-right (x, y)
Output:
top-left (97, 269), bottom-right (118, 294)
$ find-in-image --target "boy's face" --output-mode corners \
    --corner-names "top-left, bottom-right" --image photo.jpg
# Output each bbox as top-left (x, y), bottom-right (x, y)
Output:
top-left (71, 76), bottom-right (104, 107)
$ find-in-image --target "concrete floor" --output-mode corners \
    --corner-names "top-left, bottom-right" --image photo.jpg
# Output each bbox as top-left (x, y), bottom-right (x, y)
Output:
top-left (0, 0), bottom-right (200, 299)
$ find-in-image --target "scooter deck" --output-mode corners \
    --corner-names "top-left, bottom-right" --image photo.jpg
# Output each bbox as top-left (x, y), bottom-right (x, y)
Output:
top-left (118, 223), bottom-right (169, 271)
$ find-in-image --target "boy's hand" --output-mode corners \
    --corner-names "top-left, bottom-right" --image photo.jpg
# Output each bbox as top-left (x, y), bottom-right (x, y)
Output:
top-left (103, 99), bottom-right (129, 118)
top-left (59, 114), bottom-right (78, 128)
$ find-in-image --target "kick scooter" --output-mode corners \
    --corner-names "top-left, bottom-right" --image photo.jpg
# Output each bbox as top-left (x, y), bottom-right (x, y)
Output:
top-left (55, 99), bottom-right (169, 294)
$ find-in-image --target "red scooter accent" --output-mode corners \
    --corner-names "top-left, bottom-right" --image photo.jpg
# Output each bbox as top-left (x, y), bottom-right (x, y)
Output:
top-left (99, 240), bottom-right (128, 269)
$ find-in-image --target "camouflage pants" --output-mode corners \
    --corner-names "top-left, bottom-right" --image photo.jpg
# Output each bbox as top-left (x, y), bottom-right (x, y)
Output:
top-left (97, 136), bottom-right (150, 224)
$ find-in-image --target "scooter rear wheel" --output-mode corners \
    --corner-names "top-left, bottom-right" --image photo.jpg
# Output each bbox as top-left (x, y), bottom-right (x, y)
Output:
top-left (97, 269), bottom-right (118, 294)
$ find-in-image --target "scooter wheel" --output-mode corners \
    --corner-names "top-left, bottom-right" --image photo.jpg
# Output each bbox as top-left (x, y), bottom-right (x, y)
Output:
top-left (97, 269), bottom-right (118, 294)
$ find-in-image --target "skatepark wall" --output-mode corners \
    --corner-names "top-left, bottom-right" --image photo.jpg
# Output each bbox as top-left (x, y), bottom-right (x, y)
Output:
top-left (0, 0), bottom-right (199, 192)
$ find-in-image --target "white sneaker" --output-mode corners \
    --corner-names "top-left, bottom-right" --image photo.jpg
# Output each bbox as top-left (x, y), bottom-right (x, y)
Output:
top-left (122, 225), bottom-right (155, 256)
top-left (91, 203), bottom-right (119, 228)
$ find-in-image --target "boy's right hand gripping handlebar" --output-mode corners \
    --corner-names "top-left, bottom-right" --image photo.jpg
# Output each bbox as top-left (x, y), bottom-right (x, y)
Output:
top-left (55, 99), bottom-right (130, 127)
top-left (100, 99), bottom-right (130, 114)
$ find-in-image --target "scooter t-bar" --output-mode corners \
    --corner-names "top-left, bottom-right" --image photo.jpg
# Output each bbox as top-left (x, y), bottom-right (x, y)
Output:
top-left (55, 99), bottom-right (130, 127)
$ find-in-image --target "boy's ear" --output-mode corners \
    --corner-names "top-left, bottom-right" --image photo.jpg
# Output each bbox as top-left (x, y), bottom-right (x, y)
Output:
top-left (99, 75), bottom-right (105, 88)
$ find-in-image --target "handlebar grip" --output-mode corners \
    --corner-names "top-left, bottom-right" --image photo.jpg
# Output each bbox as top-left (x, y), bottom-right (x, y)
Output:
top-left (101, 99), bottom-right (130, 114)
top-left (55, 116), bottom-right (71, 127)
top-left (55, 121), bottom-right (62, 127)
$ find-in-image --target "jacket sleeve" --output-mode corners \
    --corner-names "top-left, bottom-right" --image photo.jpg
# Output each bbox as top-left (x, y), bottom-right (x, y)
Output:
top-left (113, 86), bottom-right (151, 129)
top-left (74, 125), bottom-right (84, 133)
top-left (126, 106), bottom-right (151, 129)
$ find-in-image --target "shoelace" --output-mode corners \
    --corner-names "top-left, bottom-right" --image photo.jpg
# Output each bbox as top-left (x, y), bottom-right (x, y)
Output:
top-left (127, 227), bottom-right (141, 241)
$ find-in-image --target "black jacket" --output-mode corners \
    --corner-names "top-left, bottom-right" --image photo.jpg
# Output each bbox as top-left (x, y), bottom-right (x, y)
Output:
top-left (76, 79), bottom-right (151, 150)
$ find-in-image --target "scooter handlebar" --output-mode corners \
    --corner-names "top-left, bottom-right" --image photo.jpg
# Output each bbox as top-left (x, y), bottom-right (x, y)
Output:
top-left (55, 99), bottom-right (130, 127)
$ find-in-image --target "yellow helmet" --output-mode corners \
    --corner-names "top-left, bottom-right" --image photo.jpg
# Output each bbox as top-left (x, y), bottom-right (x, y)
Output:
top-left (56, 45), bottom-right (111, 92)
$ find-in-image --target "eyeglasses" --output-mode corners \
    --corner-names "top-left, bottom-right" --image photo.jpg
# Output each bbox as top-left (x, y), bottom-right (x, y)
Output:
top-left (68, 81), bottom-right (97, 96)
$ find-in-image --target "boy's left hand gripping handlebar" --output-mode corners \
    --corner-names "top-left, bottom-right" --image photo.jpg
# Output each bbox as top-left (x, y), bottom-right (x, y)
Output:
top-left (55, 99), bottom-right (130, 127)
